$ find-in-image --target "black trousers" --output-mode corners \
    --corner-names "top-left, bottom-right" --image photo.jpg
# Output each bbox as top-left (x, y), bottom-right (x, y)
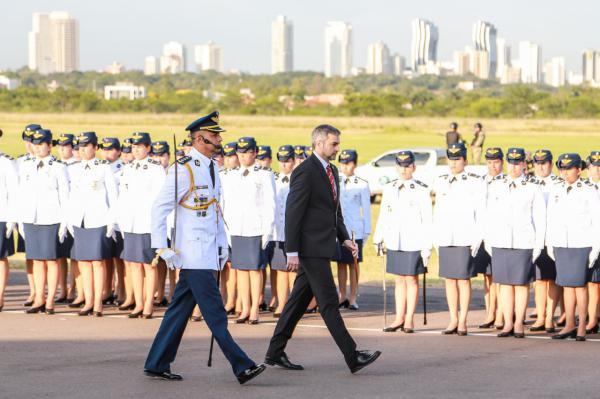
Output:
top-left (266, 257), bottom-right (357, 366)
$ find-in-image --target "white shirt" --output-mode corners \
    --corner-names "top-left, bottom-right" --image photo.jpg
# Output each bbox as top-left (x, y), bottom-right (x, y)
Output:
top-left (221, 163), bottom-right (275, 240)
top-left (67, 158), bottom-right (119, 229)
top-left (272, 172), bottom-right (291, 242)
top-left (18, 155), bottom-right (69, 225)
top-left (0, 154), bottom-right (19, 223)
top-left (151, 148), bottom-right (227, 270)
top-left (536, 173), bottom-right (560, 204)
top-left (546, 178), bottom-right (600, 249)
top-left (338, 173), bottom-right (371, 240)
top-left (485, 174), bottom-right (546, 250)
top-left (373, 178), bottom-right (432, 251)
top-left (117, 157), bottom-right (166, 234)
top-left (432, 170), bottom-right (486, 247)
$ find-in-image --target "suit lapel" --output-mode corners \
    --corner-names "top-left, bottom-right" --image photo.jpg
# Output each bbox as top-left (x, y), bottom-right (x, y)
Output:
top-left (309, 154), bottom-right (335, 205)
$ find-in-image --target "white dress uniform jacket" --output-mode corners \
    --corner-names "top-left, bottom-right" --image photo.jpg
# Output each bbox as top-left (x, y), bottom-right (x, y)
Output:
top-left (536, 174), bottom-right (560, 204)
top-left (272, 172), bottom-right (291, 242)
top-left (117, 157), bottom-right (166, 234)
top-left (338, 174), bottom-right (371, 241)
top-left (67, 158), bottom-right (119, 228)
top-left (18, 155), bottom-right (69, 225)
top-left (485, 175), bottom-right (546, 250)
top-left (432, 171), bottom-right (485, 247)
top-left (546, 178), bottom-right (600, 249)
top-left (220, 164), bottom-right (275, 243)
top-left (373, 178), bottom-right (432, 251)
top-left (151, 148), bottom-right (227, 270)
top-left (0, 154), bottom-right (19, 223)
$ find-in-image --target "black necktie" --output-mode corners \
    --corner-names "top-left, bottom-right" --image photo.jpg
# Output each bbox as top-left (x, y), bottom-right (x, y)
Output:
top-left (37, 160), bottom-right (43, 170)
top-left (567, 186), bottom-right (572, 194)
top-left (450, 177), bottom-right (457, 183)
top-left (209, 161), bottom-right (215, 188)
top-left (282, 176), bottom-right (289, 183)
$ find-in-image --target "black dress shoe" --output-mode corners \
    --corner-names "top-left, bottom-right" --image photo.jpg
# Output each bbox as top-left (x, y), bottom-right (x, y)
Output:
top-left (494, 324), bottom-right (504, 330)
top-left (143, 369), bottom-right (183, 381)
top-left (576, 335), bottom-right (586, 342)
top-left (143, 314), bottom-right (153, 319)
top-left (268, 306), bottom-right (276, 312)
top-left (259, 302), bottom-right (268, 312)
top-left (25, 305), bottom-right (45, 314)
top-left (552, 330), bottom-right (577, 340)
top-left (68, 301), bottom-right (85, 309)
top-left (556, 320), bottom-right (566, 327)
top-left (225, 308), bottom-right (236, 316)
top-left (348, 304), bottom-right (359, 311)
top-left (478, 320), bottom-right (495, 329)
top-left (23, 300), bottom-right (34, 307)
top-left (93, 311), bottom-right (103, 317)
top-left (78, 309), bottom-right (93, 316)
top-left (529, 325), bottom-right (545, 332)
top-left (128, 311), bottom-right (143, 319)
top-left (118, 304), bottom-right (135, 311)
top-left (153, 298), bottom-right (169, 308)
top-left (383, 323), bottom-right (404, 333)
top-left (45, 308), bottom-right (55, 315)
top-left (248, 319), bottom-right (259, 325)
top-left (457, 330), bottom-right (468, 336)
top-left (338, 299), bottom-right (350, 309)
top-left (442, 327), bottom-right (458, 335)
top-left (545, 327), bottom-right (556, 333)
top-left (265, 353), bottom-right (304, 370)
top-left (237, 363), bottom-right (266, 385)
top-left (403, 328), bottom-right (414, 334)
top-left (66, 298), bottom-right (75, 304)
top-left (529, 312), bottom-right (537, 319)
top-left (586, 324), bottom-right (599, 334)
top-left (349, 350), bottom-right (382, 374)
top-left (305, 307), bottom-right (318, 314)
top-left (55, 296), bottom-right (68, 304)
top-left (514, 332), bottom-right (525, 338)
top-left (497, 329), bottom-right (514, 338)
top-left (235, 316), bottom-right (249, 324)
top-left (102, 295), bottom-right (115, 306)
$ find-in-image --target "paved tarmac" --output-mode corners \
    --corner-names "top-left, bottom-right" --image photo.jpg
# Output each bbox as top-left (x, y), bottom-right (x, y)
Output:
top-left (1, 270), bottom-right (598, 399)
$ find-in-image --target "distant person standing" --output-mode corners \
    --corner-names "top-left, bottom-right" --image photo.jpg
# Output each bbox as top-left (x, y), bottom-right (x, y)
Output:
top-left (470, 123), bottom-right (486, 165)
top-left (445, 122), bottom-right (463, 147)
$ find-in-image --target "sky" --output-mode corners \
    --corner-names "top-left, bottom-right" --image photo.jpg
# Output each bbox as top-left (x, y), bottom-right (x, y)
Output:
top-left (0, 0), bottom-right (596, 74)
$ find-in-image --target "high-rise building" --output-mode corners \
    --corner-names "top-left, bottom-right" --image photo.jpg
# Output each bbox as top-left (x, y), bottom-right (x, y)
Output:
top-left (366, 41), bottom-right (392, 75)
top-left (518, 41), bottom-right (541, 84)
top-left (324, 21), bottom-right (353, 78)
top-left (496, 38), bottom-right (511, 79)
top-left (472, 21), bottom-right (497, 78)
top-left (582, 49), bottom-right (600, 83)
top-left (543, 57), bottom-right (566, 88)
top-left (28, 12), bottom-right (79, 74)
top-left (195, 41), bottom-right (223, 72)
top-left (392, 54), bottom-right (406, 76)
top-left (144, 56), bottom-right (158, 75)
top-left (469, 50), bottom-right (490, 80)
top-left (160, 41), bottom-right (186, 74)
top-left (271, 15), bottom-right (293, 74)
top-left (453, 50), bottom-right (470, 76)
top-left (411, 18), bottom-right (438, 71)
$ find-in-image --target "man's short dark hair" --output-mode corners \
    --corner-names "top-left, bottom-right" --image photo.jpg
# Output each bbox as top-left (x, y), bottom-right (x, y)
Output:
top-left (311, 124), bottom-right (341, 146)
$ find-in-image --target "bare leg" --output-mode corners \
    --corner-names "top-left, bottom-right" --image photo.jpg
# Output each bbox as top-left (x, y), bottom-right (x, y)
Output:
top-left (130, 263), bottom-right (144, 313)
top-left (275, 270), bottom-right (289, 314)
top-left (224, 263), bottom-right (237, 311)
top-left (269, 269), bottom-right (278, 309)
top-left (486, 275), bottom-right (497, 323)
top-left (93, 261), bottom-right (106, 312)
top-left (121, 261), bottom-right (135, 307)
top-left (155, 261), bottom-right (167, 303)
top-left (337, 263), bottom-right (348, 303)
top-left (514, 285), bottom-right (529, 333)
top-left (405, 276), bottom-right (419, 329)
top-left (249, 270), bottom-right (263, 321)
top-left (532, 280), bottom-right (548, 327)
top-left (0, 258), bottom-right (9, 308)
top-left (457, 279), bottom-right (471, 331)
top-left (237, 270), bottom-right (250, 319)
top-left (445, 278), bottom-right (459, 330)
top-left (79, 262), bottom-right (94, 311)
top-left (391, 276), bottom-right (407, 327)
top-left (45, 260), bottom-right (59, 310)
top-left (586, 282), bottom-right (600, 330)
top-left (167, 269), bottom-right (176, 302)
top-left (143, 263), bottom-right (156, 315)
top-left (546, 280), bottom-right (559, 329)
top-left (557, 287), bottom-right (566, 324)
top-left (560, 287), bottom-right (577, 334)
top-left (103, 258), bottom-right (115, 301)
top-left (500, 285), bottom-right (515, 333)
top-left (26, 260), bottom-right (35, 303)
top-left (71, 260), bottom-right (84, 303)
top-left (114, 258), bottom-right (125, 302)
top-left (575, 287), bottom-right (589, 337)
top-left (58, 257), bottom-right (68, 299)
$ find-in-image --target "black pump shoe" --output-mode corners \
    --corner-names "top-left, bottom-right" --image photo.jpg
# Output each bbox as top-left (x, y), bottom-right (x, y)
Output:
top-left (383, 323), bottom-right (404, 333)
top-left (478, 320), bottom-right (495, 329)
top-left (497, 329), bottom-right (514, 338)
top-left (442, 327), bottom-right (458, 335)
top-left (338, 299), bottom-right (350, 309)
top-left (25, 304), bottom-right (45, 314)
top-left (586, 324), bottom-right (599, 334)
top-left (551, 330), bottom-right (577, 340)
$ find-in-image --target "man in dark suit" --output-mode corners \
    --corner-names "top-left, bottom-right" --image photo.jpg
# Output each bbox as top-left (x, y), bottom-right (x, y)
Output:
top-left (265, 124), bottom-right (381, 374)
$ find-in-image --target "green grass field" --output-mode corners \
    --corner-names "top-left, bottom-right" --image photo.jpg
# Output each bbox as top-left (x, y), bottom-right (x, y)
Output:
top-left (2, 113), bottom-right (600, 285)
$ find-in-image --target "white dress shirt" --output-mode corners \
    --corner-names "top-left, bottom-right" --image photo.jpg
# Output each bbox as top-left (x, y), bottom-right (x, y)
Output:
top-left (272, 172), bottom-right (291, 242)
top-left (0, 154), bottom-right (19, 223)
top-left (338, 173), bottom-right (371, 241)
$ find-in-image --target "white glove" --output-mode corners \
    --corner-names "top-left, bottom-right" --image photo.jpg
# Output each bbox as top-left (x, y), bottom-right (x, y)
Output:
top-left (589, 248), bottom-right (600, 269)
top-left (532, 248), bottom-right (542, 263)
top-left (547, 246), bottom-right (555, 261)
top-left (484, 242), bottom-right (492, 257)
top-left (5, 222), bottom-right (16, 239)
top-left (374, 242), bottom-right (385, 256)
top-left (106, 224), bottom-right (116, 241)
top-left (218, 247), bottom-right (228, 270)
top-left (157, 248), bottom-right (178, 270)
top-left (58, 223), bottom-right (67, 244)
top-left (421, 249), bottom-right (431, 267)
top-left (470, 240), bottom-right (482, 258)
top-left (18, 223), bottom-right (25, 239)
top-left (67, 223), bottom-right (74, 236)
top-left (261, 234), bottom-right (270, 250)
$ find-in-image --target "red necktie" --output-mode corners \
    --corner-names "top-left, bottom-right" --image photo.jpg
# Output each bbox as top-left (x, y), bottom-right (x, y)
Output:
top-left (326, 164), bottom-right (337, 201)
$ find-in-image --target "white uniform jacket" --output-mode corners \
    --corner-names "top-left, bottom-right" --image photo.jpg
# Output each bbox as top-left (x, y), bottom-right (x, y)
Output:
top-left (272, 172), bottom-right (291, 242)
top-left (0, 154), bottom-right (19, 223)
top-left (338, 174), bottom-right (371, 241)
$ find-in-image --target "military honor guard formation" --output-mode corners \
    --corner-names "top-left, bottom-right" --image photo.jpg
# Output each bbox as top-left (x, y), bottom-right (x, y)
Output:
top-left (1, 112), bottom-right (600, 385)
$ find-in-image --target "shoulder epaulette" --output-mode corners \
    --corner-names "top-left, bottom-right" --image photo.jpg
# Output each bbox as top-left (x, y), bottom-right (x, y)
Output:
top-left (414, 179), bottom-right (428, 188)
top-left (274, 171), bottom-right (280, 179)
top-left (468, 172), bottom-right (480, 179)
top-left (584, 179), bottom-right (594, 187)
top-left (260, 166), bottom-right (272, 172)
top-left (148, 158), bottom-right (160, 165)
top-left (101, 160), bottom-right (109, 164)
top-left (176, 156), bottom-right (191, 165)
top-left (439, 174), bottom-right (449, 179)
top-left (68, 161), bottom-right (80, 166)
top-left (1, 153), bottom-right (14, 160)
top-left (354, 176), bottom-right (367, 183)
top-left (17, 153), bottom-right (27, 159)
top-left (526, 176), bottom-right (539, 184)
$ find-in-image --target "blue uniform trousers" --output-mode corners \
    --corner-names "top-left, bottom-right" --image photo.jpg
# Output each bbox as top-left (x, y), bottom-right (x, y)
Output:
top-left (144, 269), bottom-right (255, 376)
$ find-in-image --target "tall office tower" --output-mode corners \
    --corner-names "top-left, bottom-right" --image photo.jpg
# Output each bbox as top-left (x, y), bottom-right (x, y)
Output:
top-left (28, 11), bottom-right (79, 74)
top-left (410, 18), bottom-right (438, 71)
top-left (543, 57), bottom-right (566, 87)
top-left (392, 54), bottom-right (406, 76)
top-left (472, 21), bottom-right (497, 78)
top-left (271, 15), bottom-right (293, 74)
top-left (194, 41), bottom-right (223, 72)
top-left (518, 41), bottom-right (542, 83)
top-left (453, 50), bottom-right (470, 75)
top-left (496, 37), bottom-right (511, 79)
top-left (160, 41), bottom-right (186, 74)
top-left (144, 56), bottom-right (158, 75)
top-left (366, 41), bottom-right (392, 75)
top-left (324, 21), bottom-right (353, 77)
top-left (582, 49), bottom-right (600, 83)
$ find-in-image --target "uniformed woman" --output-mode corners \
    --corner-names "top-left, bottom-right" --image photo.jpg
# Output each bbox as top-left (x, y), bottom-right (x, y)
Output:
top-left (293, 145), bottom-right (307, 168)
top-left (547, 153), bottom-right (600, 341)
top-left (373, 151), bottom-right (432, 333)
top-left (267, 145), bottom-right (295, 317)
top-left (18, 129), bottom-right (70, 314)
top-left (432, 143), bottom-right (485, 335)
top-left (586, 151), bottom-right (600, 334)
top-left (67, 132), bottom-right (119, 316)
top-left (120, 138), bottom-right (133, 164)
top-left (335, 149), bottom-right (371, 310)
top-left (486, 148), bottom-right (546, 338)
top-left (117, 132), bottom-right (166, 318)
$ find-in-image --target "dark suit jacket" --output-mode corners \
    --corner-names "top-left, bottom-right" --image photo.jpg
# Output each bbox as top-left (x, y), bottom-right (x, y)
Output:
top-left (284, 153), bottom-right (350, 258)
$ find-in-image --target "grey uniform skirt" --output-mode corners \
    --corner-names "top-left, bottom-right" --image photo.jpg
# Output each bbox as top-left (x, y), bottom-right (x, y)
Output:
top-left (438, 246), bottom-right (475, 279)
top-left (266, 241), bottom-right (288, 271)
top-left (554, 247), bottom-right (591, 288)
top-left (534, 247), bottom-right (556, 281)
top-left (123, 233), bottom-right (155, 264)
top-left (473, 244), bottom-right (492, 276)
top-left (491, 248), bottom-right (534, 285)
top-left (231, 235), bottom-right (263, 270)
top-left (72, 226), bottom-right (112, 261)
top-left (0, 222), bottom-right (15, 258)
top-left (23, 223), bottom-right (60, 260)
top-left (386, 250), bottom-right (425, 276)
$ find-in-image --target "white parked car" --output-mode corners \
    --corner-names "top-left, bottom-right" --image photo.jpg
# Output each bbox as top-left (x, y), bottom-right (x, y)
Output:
top-left (354, 147), bottom-right (487, 200)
